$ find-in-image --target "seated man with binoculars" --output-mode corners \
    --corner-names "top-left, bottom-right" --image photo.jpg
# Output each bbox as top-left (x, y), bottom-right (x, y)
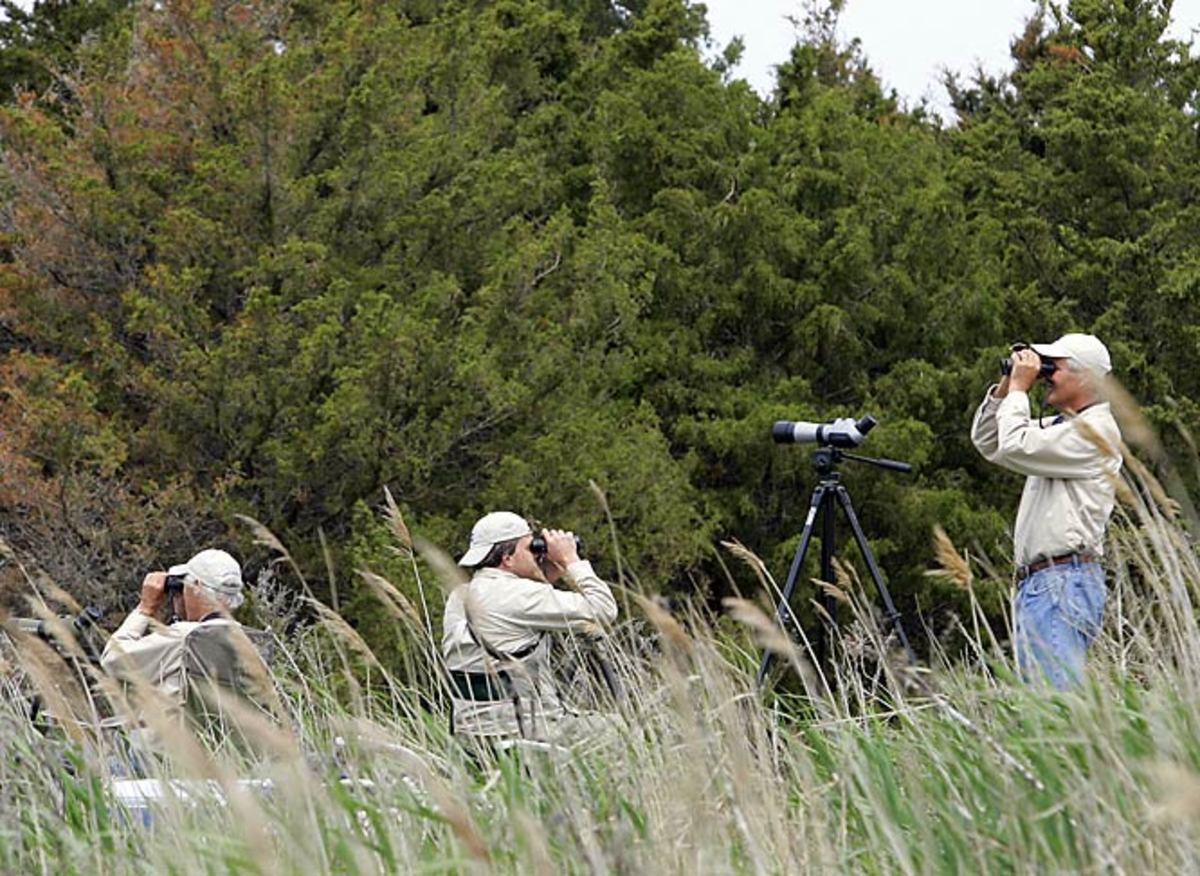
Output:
top-left (971, 333), bottom-right (1122, 689)
top-left (442, 512), bottom-right (619, 752)
top-left (101, 549), bottom-right (276, 735)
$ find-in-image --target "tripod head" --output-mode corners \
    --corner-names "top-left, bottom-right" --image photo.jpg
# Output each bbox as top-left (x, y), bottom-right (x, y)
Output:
top-left (811, 446), bottom-right (913, 477)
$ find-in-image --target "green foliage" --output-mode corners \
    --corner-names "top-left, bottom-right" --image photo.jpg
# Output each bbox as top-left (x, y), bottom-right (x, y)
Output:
top-left (1, 0), bottom-right (1198, 665)
top-left (0, 0), bottom-right (132, 104)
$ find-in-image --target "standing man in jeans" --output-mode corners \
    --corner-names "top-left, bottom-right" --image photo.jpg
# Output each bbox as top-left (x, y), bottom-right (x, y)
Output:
top-left (971, 334), bottom-right (1123, 688)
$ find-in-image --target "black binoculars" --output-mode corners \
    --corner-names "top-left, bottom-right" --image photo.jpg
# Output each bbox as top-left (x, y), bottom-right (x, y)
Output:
top-left (999, 343), bottom-right (1056, 379)
top-left (530, 533), bottom-right (584, 558)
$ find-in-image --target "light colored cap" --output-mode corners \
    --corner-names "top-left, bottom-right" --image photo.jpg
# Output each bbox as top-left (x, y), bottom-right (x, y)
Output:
top-left (458, 511), bottom-right (531, 566)
top-left (1031, 333), bottom-right (1112, 375)
top-left (168, 549), bottom-right (245, 610)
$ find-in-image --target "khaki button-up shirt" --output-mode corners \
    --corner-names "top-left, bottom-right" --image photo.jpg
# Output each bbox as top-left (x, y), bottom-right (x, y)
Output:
top-left (971, 387), bottom-right (1122, 566)
top-left (101, 611), bottom-right (268, 708)
top-left (442, 561), bottom-right (617, 739)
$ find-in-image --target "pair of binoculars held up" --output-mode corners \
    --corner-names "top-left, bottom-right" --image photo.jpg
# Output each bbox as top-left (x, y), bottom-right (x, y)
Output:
top-left (999, 343), bottom-right (1056, 379)
top-left (530, 534), bottom-right (584, 558)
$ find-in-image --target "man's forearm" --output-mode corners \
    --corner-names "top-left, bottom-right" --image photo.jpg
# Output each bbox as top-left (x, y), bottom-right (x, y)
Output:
top-left (993, 374), bottom-right (1011, 399)
top-left (100, 610), bottom-right (158, 673)
top-left (110, 609), bottom-right (153, 642)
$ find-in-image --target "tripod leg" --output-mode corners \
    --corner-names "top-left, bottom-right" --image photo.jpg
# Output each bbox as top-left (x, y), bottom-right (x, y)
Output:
top-left (756, 484), bottom-right (831, 688)
top-left (834, 486), bottom-right (916, 663)
top-left (819, 489), bottom-right (837, 664)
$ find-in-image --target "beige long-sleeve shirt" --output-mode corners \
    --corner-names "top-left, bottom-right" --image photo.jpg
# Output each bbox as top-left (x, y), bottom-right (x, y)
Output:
top-left (971, 387), bottom-right (1122, 566)
top-left (101, 611), bottom-right (268, 708)
top-left (442, 561), bottom-right (617, 739)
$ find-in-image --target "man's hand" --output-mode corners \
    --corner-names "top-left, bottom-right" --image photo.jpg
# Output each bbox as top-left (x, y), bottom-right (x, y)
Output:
top-left (1007, 348), bottom-right (1042, 394)
top-left (136, 572), bottom-right (168, 618)
top-left (543, 529), bottom-right (581, 569)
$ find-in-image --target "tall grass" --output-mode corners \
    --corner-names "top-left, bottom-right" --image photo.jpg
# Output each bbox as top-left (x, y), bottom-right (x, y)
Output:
top-left (3, 461), bottom-right (1200, 874)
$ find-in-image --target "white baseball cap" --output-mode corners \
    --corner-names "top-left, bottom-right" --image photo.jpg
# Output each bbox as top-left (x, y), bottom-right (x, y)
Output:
top-left (458, 511), bottom-right (531, 566)
top-left (168, 549), bottom-right (245, 610)
top-left (1031, 333), bottom-right (1112, 375)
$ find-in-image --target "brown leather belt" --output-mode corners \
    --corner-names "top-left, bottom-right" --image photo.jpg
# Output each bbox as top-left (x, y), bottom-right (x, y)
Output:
top-left (1016, 552), bottom-right (1100, 583)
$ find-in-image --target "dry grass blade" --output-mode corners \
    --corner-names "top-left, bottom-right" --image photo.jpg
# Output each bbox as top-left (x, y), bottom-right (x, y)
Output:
top-left (236, 514), bottom-right (319, 603)
top-left (1120, 447), bottom-right (1181, 520)
top-left (1108, 468), bottom-right (1139, 509)
top-left (382, 486), bottom-right (413, 553)
top-left (336, 715), bottom-right (450, 777)
top-left (190, 680), bottom-right (302, 762)
top-left (588, 478), bottom-right (610, 514)
top-left (590, 478), bottom-right (633, 603)
top-left (236, 513), bottom-right (288, 555)
top-left (318, 527), bottom-right (339, 612)
top-left (305, 598), bottom-right (383, 669)
top-left (358, 569), bottom-right (421, 626)
top-left (7, 632), bottom-right (91, 743)
top-left (1075, 417), bottom-right (1121, 462)
top-left (722, 597), bottom-right (797, 660)
top-left (42, 581), bottom-right (82, 614)
top-left (812, 578), bottom-right (851, 604)
top-left (514, 809), bottom-right (555, 876)
top-left (340, 718), bottom-right (491, 863)
top-left (1103, 374), bottom-right (1158, 452)
top-left (629, 592), bottom-right (693, 654)
top-left (131, 688), bottom-right (280, 874)
top-left (723, 597), bottom-right (821, 696)
top-left (721, 539), bottom-right (777, 597)
top-left (925, 525), bottom-right (973, 590)
top-left (226, 625), bottom-right (289, 722)
top-left (833, 556), bottom-right (858, 591)
top-left (810, 598), bottom-right (836, 628)
top-left (413, 536), bottom-right (469, 595)
top-left (1146, 762), bottom-right (1200, 823)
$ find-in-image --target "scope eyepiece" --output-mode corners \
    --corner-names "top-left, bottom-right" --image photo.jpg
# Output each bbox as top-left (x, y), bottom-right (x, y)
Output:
top-left (772, 415), bottom-right (877, 448)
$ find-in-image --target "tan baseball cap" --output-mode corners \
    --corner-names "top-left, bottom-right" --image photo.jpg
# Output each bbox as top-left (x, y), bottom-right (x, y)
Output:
top-left (458, 511), bottom-right (531, 566)
top-left (1031, 333), bottom-right (1112, 375)
top-left (168, 549), bottom-right (245, 610)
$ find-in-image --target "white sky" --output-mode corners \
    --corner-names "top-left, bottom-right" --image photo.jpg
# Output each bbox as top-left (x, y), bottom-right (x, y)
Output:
top-left (704, 0), bottom-right (1200, 118)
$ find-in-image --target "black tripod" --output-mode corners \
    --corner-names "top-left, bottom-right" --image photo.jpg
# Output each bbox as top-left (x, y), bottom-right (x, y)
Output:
top-left (757, 445), bottom-right (916, 687)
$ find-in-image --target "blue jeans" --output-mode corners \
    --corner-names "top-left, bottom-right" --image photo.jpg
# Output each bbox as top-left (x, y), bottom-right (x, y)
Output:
top-left (1014, 561), bottom-right (1105, 690)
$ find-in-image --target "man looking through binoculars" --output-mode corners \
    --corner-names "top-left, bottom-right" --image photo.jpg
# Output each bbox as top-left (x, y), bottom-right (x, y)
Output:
top-left (971, 334), bottom-right (1122, 689)
top-left (101, 549), bottom-right (274, 727)
top-left (442, 511), bottom-right (619, 751)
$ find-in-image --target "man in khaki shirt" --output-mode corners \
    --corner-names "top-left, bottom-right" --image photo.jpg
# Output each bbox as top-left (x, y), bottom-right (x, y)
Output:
top-left (971, 333), bottom-right (1122, 688)
top-left (442, 511), bottom-right (618, 749)
top-left (102, 550), bottom-right (274, 723)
